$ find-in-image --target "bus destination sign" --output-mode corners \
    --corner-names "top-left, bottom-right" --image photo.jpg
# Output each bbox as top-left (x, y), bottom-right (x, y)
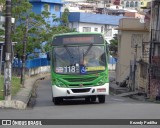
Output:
top-left (52, 34), bottom-right (104, 46)
top-left (63, 37), bottom-right (94, 44)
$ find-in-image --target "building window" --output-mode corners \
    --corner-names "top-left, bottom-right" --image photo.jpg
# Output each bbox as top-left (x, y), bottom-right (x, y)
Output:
top-left (135, 2), bottom-right (138, 7)
top-left (130, 1), bottom-right (134, 7)
top-left (126, 1), bottom-right (130, 7)
top-left (141, 2), bottom-right (144, 6)
top-left (83, 27), bottom-right (91, 32)
top-left (94, 28), bottom-right (98, 32)
top-left (54, 5), bottom-right (60, 12)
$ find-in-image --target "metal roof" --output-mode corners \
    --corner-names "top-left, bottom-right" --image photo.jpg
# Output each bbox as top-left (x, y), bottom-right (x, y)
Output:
top-left (29, 0), bottom-right (63, 4)
top-left (68, 12), bottom-right (124, 25)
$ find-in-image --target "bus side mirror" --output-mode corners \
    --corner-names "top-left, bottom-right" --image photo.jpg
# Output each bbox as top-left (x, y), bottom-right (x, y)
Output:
top-left (47, 52), bottom-right (50, 61)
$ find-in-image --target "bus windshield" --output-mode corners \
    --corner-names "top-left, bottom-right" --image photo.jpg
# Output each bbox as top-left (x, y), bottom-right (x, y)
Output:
top-left (53, 45), bottom-right (106, 74)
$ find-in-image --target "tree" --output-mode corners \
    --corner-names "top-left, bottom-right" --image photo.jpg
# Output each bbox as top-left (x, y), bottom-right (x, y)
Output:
top-left (0, 0), bottom-right (5, 42)
top-left (11, 0), bottom-right (48, 58)
top-left (61, 8), bottom-right (69, 26)
top-left (109, 34), bottom-right (118, 58)
top-left (0, 0), bottom-right (5, 12)
top-left (43, 8), bottom-right (76, 52)
top-left (0, 29), bottom-right (4, 41)
top-left (11, 0), bottom-right (53, 85)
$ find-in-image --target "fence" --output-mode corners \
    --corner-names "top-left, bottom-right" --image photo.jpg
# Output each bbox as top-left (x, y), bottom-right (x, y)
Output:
top-left (26, 58), bottom-right (50, 68)
top-left (11, 58), bottom-right (50, 76)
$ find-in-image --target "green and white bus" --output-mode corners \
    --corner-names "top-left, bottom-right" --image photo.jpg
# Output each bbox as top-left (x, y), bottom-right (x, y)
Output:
top-left (48, 32), bottom-right (109, 105)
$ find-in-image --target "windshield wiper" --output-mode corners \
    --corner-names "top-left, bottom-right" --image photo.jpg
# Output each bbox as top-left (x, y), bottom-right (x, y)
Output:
top-left (64, 45), bottom-right (77, 65)
top-left (64, 45), bottom-right (74, 59)
top-left (83, 44), bottom-right (93, 57)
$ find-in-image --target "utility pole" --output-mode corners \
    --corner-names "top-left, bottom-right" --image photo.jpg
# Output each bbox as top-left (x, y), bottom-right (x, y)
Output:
top-left (104, 0), bottom-right (106, 14)
top-left (21, 16), bottom-right (28, 86)
top-left (4, 0), bottom-right (12, 100)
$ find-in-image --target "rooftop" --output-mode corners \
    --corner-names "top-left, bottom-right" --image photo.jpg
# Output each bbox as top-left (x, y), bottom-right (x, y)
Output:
top-left (29, 0), bottom-right (63, 4)
top-left (68, 12), bottom-right (124, 25)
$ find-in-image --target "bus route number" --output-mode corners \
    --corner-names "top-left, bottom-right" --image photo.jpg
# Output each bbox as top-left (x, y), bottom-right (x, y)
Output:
top-left (64, 66), bottom-right (76, 73)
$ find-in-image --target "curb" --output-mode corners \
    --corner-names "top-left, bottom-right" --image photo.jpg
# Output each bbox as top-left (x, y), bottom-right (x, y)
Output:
top-left (0, 73), bottom-right (50, 109)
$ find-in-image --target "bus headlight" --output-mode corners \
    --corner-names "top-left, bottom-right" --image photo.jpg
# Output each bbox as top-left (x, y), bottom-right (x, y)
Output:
top-left (55, 80), bottom-right (66, 87)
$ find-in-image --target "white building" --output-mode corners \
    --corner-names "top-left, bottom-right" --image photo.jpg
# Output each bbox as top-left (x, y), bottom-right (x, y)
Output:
top-left (68, 12), bottom-right (123, 43)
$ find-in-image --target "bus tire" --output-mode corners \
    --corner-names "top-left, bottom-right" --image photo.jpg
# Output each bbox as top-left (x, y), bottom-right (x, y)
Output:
top-left (85, 97), bottom-right (90, 103)
top-left (98, 95), bottom-right (105, 103)
top-left (54, 97), bottom-right (63, 105)
top-left (91, 96), bottom-right (96, 102)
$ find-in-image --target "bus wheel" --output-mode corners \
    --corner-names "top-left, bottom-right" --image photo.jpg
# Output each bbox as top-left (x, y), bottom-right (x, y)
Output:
top-left (91, 96), bottom-right (96, 102)
top-left (98, 95), bottom-right (105, 103)
top-left (85, 97), bottom-right (90, 103)
top-left (54, 97), bottom-right (63, 105)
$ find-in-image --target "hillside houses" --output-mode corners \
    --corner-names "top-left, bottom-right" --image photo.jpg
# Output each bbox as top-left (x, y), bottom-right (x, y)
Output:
top-left (29, 0), bottom-right (63, 26)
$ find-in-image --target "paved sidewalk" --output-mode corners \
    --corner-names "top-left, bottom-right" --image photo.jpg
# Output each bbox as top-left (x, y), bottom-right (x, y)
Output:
top-left (109, 71), bottom-right (135, 96)
top-left (109, 71), bottom-right (149, 102)
top-left (0, 73), bottom-right (50, 109)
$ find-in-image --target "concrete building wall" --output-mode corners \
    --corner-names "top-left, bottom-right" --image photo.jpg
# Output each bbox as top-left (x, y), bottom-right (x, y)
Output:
top-left (116, 31), bottom-right (132, 83)
top-left (78, 23), bottom-right (104, 33)
top-left (135, 64), bottom-right (148, 92)
top-left (116, 18), bottom-right (149, 89)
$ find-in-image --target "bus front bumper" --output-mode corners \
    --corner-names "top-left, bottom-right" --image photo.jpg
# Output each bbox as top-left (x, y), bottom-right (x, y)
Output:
top-left (52, 83), bottom-right (109, 98)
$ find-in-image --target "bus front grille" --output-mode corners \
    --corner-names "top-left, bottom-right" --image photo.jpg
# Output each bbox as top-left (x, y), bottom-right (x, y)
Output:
top-left (63, 77), bottom-right (97, 82)
top-left (68, 83), bottom-right (92, 87)
top-left (71, 88), bottom-right (91, 93)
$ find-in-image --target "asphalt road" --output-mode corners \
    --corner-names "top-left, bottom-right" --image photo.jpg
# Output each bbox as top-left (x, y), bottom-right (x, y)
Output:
top-left (0, 77), bottom-right (160, 128)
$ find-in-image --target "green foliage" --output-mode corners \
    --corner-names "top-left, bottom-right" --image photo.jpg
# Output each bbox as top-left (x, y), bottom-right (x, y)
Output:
top-left (0, 29), bottom-right (4, 41)
top-left (44, 26), bottom-right (76, 52)
top-left (61, 8), bottom-right (69, 26)
top-left (0, 0), bottom-right (5, 12)
top-left (109, 34), bottom-right (118, 58)
top-left (0, 75), bottom-right (21, 100)
top-left (2, 1), bottom-right (76, 57)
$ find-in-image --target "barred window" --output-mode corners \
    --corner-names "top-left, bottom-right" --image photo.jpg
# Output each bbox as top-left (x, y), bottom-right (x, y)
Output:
top-left (130, 1), bottom-right (134, 7)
